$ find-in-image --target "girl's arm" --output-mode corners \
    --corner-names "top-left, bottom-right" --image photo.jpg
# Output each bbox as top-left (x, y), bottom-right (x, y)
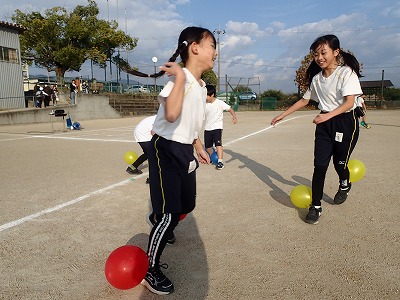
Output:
top-left (271, 98), bottom-right (309, 125)
top-left (159, 62), bottom-right (186, 123)
top-left (193, 139), bottom-right (210, 164)
top-left (313, 95), bottom-right (355, 124)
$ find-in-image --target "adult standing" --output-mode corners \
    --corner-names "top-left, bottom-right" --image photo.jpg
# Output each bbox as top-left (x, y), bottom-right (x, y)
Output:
top-left (43, 84), bottom-right (53, 107)
top-left (70, 79), bottom-right (77, 105)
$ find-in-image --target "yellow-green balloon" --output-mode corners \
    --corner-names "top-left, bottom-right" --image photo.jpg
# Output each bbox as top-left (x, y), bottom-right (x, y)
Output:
top-left (348, 159), bottom-right (366, 182)
top-left (124, 151), bottom-right (138, 165)
top-left (290, 185), bottom-right (312, 208)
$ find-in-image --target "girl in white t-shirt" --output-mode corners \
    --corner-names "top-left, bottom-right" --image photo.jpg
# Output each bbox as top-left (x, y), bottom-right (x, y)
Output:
top-left (271, 34), bottom-right (362, 224)
top-left (123, 26), bottom-right (216, 295)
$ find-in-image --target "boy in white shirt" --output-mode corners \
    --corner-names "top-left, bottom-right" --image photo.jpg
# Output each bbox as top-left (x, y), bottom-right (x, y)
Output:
top-left (204, 85), bottom-right (237, 170)
top-left (356, 95), bottom-right (371, 129)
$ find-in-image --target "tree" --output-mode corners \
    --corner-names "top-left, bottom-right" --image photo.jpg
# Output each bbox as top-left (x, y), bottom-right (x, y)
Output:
top-left (233, 85), bottom-right (251, 93)
top-left (12, 0), bottom-right (137, 84)
top-left (295, 50), bottom-right (362, 94)
top-left (201, 69), bottom-right (218, 86)
top-left (260, 89), bottom-right (286, 102)
top-left (384, 87), bottom-right (400, 101)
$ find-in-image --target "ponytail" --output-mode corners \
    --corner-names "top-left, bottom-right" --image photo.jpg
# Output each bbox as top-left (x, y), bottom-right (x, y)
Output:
top-left (339, 50), bottom-right (362, 78)
top-left (120, 27), bottom-right (215, 79)
top-left (122, 41), bottom-right (188, 79)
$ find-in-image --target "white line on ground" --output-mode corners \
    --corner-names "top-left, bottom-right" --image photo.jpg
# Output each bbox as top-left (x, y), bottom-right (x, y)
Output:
top-left (0, 114), bottom-right (312, 233)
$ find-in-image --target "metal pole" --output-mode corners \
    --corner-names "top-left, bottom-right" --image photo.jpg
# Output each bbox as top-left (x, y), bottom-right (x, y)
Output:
top-left (152, 57), bottom-right (158, 93)
top-left (213, 27), bottom-right (225, 93)
top-left (107, 0), bottom-right (109, 22)
top-left (125, 8), bottom-right (129, 85)
top-left (381, 69), bottom-right (384, 107)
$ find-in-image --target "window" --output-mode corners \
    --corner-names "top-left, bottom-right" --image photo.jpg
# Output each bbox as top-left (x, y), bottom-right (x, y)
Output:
top-left (0, 46), bottom-right (19, 64)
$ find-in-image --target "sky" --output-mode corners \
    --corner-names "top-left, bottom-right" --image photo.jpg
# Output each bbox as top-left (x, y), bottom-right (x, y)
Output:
top-left (2, 0), bottom-right (400, 93)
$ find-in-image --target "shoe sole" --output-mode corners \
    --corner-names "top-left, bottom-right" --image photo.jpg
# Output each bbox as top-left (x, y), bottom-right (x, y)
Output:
top-left (305, 219), bottom-right (319, 224)
top-left (141, 279), bottom-right (173, 295)
top-left (334, 199), bottom-right (347, 205)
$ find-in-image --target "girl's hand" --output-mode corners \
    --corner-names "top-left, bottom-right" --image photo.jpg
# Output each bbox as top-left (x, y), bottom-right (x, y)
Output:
top-left (271, 115), bottom-right (284, 126)
top-left (196, 148), bottom-right (210, 164)
top-left (313, 113), bottom-right (331, 124)
top-left (159, 62), bottom-right (185, 79)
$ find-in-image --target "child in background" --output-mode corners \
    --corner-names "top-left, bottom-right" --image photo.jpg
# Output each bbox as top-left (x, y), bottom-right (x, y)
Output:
top-left (126, 115), bottom-right (156, 184)
top-left (123, 26), bottom-right (216, 295)
top-left (204, 84), bottom-right (237, 170)
top-left (357, 95), bottom-right (371, 129)
top-left (271, 34), bottom-right (362, 224)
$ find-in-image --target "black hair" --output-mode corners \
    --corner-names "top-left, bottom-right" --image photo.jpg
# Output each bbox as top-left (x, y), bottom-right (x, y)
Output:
top-left (206, 84), bottom-right (216, 96)
top-left (306, 34), bottom-right (362, 89)
top-left (123, 26), bottom-right (216, 79)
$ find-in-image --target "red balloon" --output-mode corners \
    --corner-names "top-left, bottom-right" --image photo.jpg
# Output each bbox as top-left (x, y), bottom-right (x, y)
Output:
top-left (105, 245), bottom-right (148, 290)
top-left (179, 214), bottom-right (187, 221)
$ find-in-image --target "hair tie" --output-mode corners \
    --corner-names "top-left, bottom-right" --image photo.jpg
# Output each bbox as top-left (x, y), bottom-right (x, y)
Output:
top-left (182, 41), bottom-right (188, 47)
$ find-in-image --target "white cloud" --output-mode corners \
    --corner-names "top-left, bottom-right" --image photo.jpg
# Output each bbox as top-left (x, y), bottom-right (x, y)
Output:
top-left (226, 21), bottom-right (260, 35)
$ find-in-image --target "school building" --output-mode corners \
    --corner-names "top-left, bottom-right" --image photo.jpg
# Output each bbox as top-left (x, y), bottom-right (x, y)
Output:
top-left (0, 20), bottom-right (26, 109)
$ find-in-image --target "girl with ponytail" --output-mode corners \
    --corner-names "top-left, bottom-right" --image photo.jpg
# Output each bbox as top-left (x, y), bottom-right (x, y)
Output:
top-left (271, 34), bottom-right (362, 225)
top-left (141, 26), bottom-right (217, 295)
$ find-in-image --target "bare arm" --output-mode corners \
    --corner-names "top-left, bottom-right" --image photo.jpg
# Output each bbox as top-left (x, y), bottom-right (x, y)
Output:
top-left (313, 95), bottom-right (355, 124)
top-left (193, 138), bottom-right (210, 164)
top-left (271, 98), bottom-right (310, 125)
top-left (159, 62), bottom-right (186, 123)
top-left (228, 108), bottom-right (237, 124)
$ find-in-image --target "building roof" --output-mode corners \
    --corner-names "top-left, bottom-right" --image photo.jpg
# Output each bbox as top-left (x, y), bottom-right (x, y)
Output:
top-left (360, 80), bottom-right (394, 88)
top-left (0, 20), bottom-right (26, 34)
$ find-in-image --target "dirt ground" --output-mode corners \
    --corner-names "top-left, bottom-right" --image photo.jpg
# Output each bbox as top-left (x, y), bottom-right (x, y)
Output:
top-left (0, 110), bottom-right (399, 300)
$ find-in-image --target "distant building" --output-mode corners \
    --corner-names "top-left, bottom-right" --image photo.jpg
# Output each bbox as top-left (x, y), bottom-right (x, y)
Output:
top-left (360, 80), bottom-right (394, 102)
top-left (0, 21), bottom-right (26, 109)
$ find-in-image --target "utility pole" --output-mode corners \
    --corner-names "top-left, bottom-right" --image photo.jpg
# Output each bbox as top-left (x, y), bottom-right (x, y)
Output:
top-left (380, 69), bottom-right (384, 108)
top-left (213, 26), bottom-right (225, 93)
top-left (116, 0), bottom-right (120, 91)
top-left (125, 8), bottom-right (129, 85)
top-left (107, 0), bottom-right (109, 22)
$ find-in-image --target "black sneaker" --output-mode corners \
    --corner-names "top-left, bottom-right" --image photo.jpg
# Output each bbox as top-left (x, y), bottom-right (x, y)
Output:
top-left (215, 162), bottom-right (224, 170)
top-left (334, 183), bottom-right (352, 205)
top-left (306, 206), bottom-right (322, 224)
top-left (141, 266), bottom-right (174, 295)
top-left (126, 167), bottom-right (142, 175)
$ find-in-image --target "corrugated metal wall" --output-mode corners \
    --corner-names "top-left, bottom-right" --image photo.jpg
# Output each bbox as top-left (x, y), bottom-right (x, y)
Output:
top-left (0, 27), bottom-right (25, 109)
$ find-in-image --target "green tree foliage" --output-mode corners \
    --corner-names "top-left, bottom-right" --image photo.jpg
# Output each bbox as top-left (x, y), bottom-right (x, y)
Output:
top-left (384, 87), bottom-right (400, 101)
top-left (233, 85), bottom-right (251, 93)
top-left (201, 69), bottom-right (218, 86)
top-left (12, 0), bottom-right (137, 83)
top-left (295, 49), bottom-right (362, 94)
top-left (260, 89), bottom-right (286, 101)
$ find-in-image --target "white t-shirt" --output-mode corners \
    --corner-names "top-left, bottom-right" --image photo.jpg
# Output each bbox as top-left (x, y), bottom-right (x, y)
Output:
top-left (134, 115), bottom-right (156, 142)
top-left (204, 99), bottom-right (231, 130)
top-left (356, 96), bottom-right (365, 107)
top-left (152, 68), bottom-right (207, 144)
top-left (303, 65), bottom-right (362, 112)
